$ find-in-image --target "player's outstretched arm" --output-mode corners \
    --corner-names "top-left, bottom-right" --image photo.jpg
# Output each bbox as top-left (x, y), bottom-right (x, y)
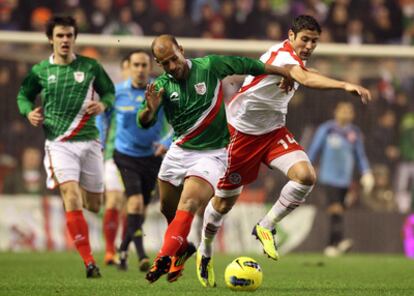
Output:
top-left (139, 83), bottom-right (164, 126)
top-left (289, 65), bottom-right (372, 104)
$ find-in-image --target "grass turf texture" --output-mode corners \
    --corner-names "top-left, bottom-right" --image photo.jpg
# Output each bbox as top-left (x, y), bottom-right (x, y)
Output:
top-left (0, 252), bottom-right (413, 296)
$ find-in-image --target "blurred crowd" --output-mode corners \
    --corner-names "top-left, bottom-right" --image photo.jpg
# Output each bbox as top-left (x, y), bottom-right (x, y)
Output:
top-left (1, 0), bottom-right (414, 44)
top-left (1, 0), bottom-right (414, 216)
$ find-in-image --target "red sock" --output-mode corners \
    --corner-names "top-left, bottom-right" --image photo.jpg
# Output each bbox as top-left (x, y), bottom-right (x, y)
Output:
top-left (158, 210), bottom-right (194, 257)
top-left (66, 210), bottom-right (95, 266)
top-left (103, 209), bottom-right (119, 254)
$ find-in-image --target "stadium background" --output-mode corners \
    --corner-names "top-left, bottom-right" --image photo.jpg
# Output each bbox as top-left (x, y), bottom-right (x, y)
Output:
top-left (0, 0), bottom-right (414, 257)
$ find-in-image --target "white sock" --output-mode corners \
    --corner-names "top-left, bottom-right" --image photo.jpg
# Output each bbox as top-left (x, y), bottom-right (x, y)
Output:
top-left (198, 200), bottom-right (225, 258)
top-left (260, 181), bottom-right (313, 230)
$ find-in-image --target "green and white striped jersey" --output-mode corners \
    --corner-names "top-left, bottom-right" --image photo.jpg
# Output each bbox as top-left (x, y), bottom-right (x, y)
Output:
top-left (140, 55), bottom-right (265, 150)
top-left (17, 54), bottom-right (115, 141)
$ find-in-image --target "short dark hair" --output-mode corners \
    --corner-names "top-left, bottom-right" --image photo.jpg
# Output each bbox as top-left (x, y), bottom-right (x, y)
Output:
top-left (45, 15), bottom-right (78, 39)
top-left (151, 34), bottom-right (179, 56)
top-left (126, 50), bottom-right (152, 66)
top-left (127, 50), bottom-right (150, 61)
top-left (291, 15), bottom-right (321, 35)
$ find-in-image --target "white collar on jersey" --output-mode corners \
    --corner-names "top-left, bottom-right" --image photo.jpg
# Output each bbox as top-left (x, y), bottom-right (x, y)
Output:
top-left (49, 53), bottom-right (77, 64)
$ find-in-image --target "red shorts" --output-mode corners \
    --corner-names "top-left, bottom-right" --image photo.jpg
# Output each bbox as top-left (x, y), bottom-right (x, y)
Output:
top-left (217, 125), bottom-right (303, 190)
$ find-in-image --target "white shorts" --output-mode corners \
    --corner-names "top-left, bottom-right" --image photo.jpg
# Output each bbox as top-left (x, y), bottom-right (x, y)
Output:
top-left (44, 140), bottom-right (104, 193)
top-left (104, 159), bottom-right (124, 192)
top-left (158, 143), bottom-right (228, 191)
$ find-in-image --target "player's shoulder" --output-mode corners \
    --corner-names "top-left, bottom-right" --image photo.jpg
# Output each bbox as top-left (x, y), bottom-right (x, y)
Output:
top-left (32, 58), bottom-right (50, 72)
top-left (268, 40), bottom-right (287, 52)
top-left (76, 54), bottom-right (98, 64)
top-left (192, 55), bottom-right (219, 68)
top-left (115, 80), bottom-right (130, 92)
top-left (75, 55), bottom-right (102, 70)
top-left (154, 73), bottom-right (170, 86)
top-left (320, 120), bottom-right (336, 130)
top-left (268, 40), bottom-right (302, 65)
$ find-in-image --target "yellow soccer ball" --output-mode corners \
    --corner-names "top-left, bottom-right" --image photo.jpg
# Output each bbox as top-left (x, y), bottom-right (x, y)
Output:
top-left (224, 257), bottom-right (263, 291)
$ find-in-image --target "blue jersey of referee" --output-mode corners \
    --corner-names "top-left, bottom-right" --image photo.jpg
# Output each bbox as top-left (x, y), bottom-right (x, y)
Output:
top-left (307, 120), bottom-right (370, 188)
top-left (98, 79), bottom-right (172, 158)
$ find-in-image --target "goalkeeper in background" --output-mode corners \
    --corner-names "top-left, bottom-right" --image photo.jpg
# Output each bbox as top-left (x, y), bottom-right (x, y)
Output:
top-left (308, 101), bottom-right (374, 257)
top-left (16, 15), bottom-right (115, 278)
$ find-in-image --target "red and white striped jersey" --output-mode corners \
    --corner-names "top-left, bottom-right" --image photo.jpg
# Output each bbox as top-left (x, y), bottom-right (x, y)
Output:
top-left (226, 40), bottom-right (306, 135)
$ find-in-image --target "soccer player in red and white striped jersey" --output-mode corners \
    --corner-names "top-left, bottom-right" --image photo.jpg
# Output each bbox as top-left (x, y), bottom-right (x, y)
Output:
top-left (197, 15), bottom-right (372, 288)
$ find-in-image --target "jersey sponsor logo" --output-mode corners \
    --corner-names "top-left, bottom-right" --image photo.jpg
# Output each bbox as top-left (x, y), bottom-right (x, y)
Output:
top-left (74, 71), bottom-right (85, 83)
top-left (229, 172), bottom-right (242, 185)
top-left (117, 106), bottom-right (135, 111)
top-left (327, 134), bottom-right (342, 147)
top-left (194, 82), bottom-right (206, 95)
top-left (47, 74), bottom-right (56, 84)
top-left (170, 92), bottom-right (180, 101)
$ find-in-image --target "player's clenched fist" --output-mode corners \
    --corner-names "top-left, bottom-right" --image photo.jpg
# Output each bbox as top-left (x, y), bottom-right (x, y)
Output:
top-left (86, 101), bottom-right (105, 115)
top-left (27, 107), bottom-right (44, 127)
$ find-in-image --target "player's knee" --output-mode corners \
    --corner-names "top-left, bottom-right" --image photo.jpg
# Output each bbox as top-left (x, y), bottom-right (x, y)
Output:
top-left (294, 167), bottom-right (317, 186)
top-left (84, 192), bottom-right (102, 213)
top-left (127, 195), bottom-right (144, 214)
top-left (327, 203), bottom-right (344, 214)
top-left (87, 198), bottom-right (102, 213)
top-left (212, 197), bottom-right (235, 214)
top-left (288, 161), bottom-right (317, 186)
top-left (87, 202), bottom-right (101, 213)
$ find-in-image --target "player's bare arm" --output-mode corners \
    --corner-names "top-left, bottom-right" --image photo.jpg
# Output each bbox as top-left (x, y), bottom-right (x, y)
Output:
top-left (86, 101), bottom-right (106, 115)
top-left (264, 64), bottom-right (294, 93)
top-left (289, 65), bottom-right (372, 103)
top-left (27, 106), bottom-right (44, 127)
top-left (139, 83), bottom-right (164, 125)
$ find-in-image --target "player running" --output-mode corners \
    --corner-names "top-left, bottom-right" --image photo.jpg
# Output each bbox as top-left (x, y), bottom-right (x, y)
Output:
top-left (17, 16), bottom-right (115, 278)
top-left (196, 15), bottom-right (372, 287)
top-left (139, 34), bottom-right (294, 284)
top-left (100, 50), bottom-right (172, 272)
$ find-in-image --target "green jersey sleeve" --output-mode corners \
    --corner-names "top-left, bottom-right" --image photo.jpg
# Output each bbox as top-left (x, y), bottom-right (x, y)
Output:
top-left (16, 66), bottom-right (42, 116)
top-left (93, 62), bottom-right (115, 109)
top-left (104, 109), bottom-right (117, 160)
top-left (207, 55), bottom-right (265, 80)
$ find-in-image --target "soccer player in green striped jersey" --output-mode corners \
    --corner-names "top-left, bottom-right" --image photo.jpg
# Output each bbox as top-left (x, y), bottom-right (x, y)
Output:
top-left (140, 35), bottom-right (294, 283)
top-left (16, 16), bottom-right (115, 278)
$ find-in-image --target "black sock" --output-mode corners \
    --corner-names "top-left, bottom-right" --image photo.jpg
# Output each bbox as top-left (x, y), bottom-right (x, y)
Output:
top-left (119, 229), bottom-right (132, 253)
top-left (328, 214), bottom-right (344, 246)
top-left (126, 214), bottom-right (147, 260)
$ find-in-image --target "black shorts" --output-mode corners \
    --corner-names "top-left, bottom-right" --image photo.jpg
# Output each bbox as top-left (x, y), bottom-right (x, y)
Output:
top-left (322, 185), bottom-right (348, 206)
top-left (113, 149), bottom-right (162, 205)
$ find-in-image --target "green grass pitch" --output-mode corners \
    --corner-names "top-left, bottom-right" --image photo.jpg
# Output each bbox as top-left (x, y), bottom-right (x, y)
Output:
top-left (0, 252), bottom-right (413, 296)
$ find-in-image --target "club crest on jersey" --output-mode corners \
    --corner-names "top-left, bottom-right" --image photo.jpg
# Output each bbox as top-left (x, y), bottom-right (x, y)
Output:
top-left (74, 71), bottom-right (85, 83)
top-left (229, 173), bottom-right (242, 185)
top-left (194, 82), bottom-right (206, 95)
